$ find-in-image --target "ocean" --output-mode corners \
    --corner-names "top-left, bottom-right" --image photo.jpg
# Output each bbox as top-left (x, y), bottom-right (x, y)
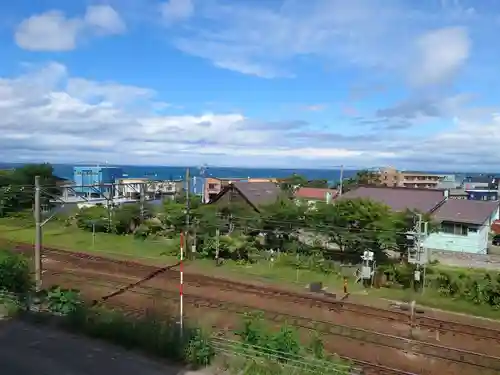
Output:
top-left (50, 164), bottom-right (353, 185)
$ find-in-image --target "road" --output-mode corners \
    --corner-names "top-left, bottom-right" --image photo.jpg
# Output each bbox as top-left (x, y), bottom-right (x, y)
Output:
top-left (0, 317), bottom-right (201, 375)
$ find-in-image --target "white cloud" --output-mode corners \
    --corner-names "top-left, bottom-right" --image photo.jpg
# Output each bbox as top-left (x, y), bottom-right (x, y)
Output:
top-left (160, 0), bottom-right (194, 24)
top-left (412, 27), bottom-right (471, 86)
top-left (84, 5), bottom-right (127, 35)
top-left (14, 6), bottom-right (126, 51)
top-left (15, 11), bottom-right (83, 51)
top-left (162, 0), bottom-right (479, 84)
top-left (1, 61), bottom-right (499, 170)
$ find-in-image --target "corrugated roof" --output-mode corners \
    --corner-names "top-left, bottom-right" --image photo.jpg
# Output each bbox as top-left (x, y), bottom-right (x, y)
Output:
top-left (232, 181), bottom-right (282, 208)
top-left (432, 199), bottom-right (499, 225)
top-left (339, 186), bottom-right (446, 213)
top-left (294, 187), bottom-right (338, 200)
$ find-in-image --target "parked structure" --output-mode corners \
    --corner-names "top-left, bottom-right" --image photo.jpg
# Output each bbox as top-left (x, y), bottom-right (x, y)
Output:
top-left (424, 200), bottom-right (499, 254)
top-left (72, 166), bottom-right (123, 196)
top-left (204, 177), bottom-right (277, 203)
top-left (209, 181), bottom-right (282, 212)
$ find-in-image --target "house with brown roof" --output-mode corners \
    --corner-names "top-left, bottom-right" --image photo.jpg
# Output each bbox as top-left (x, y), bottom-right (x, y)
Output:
top-left (338, 186), bottom-right (447, 213)
top-left (294, 187), bottom-right (338, 207)
top-left (423, 199), bottom-right (499, 254)
top-left (208, 181), bottom-right (282, 212)
top-left (339, 186), bottom-right (500, 254)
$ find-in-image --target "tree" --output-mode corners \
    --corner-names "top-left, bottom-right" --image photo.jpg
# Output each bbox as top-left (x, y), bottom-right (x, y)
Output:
top-left (279, 173), bottom-right (329, 193)
top-left (0, 163), bottom-right (60, 216)
top-left (258, 199), bottom-right (307, 252)
top-left (341, 169), bottom-right (381, 193)
top-left (392, 209), bottom-right (437, 258)
top-left (311, 198), bottom-right (396, 261)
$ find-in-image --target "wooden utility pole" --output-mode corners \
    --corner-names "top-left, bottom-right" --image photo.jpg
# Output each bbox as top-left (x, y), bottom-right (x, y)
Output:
top-left (338, 165), bottom-right (344, 196)
top-left (34, 176), bottom-right (42, 292)
top-left (185, 168), bottom-right (190, 256)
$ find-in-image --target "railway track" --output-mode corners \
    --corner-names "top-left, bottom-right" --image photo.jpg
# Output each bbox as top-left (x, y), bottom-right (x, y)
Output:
top-left (29, 244), bottom-right (500, 342)
top-left (44, 269), bottom-right (500, 374)
top-left (44, 272), bottom-right (418, 375)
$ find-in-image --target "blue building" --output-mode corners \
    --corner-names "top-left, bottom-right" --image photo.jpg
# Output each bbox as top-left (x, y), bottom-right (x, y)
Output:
top-left (73, 166), bottom-right (124, 196)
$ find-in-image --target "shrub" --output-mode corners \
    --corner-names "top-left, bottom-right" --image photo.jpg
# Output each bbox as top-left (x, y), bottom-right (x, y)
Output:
top-left (64, 304), bottom-right (215, 366)
top-left (0, 250), bottom-right (33, 295)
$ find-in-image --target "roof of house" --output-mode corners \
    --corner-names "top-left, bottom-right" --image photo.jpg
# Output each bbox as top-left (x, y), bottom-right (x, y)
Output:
top-left (432, 199), bottom-right (499, 225)
top-left (449, 188), bottom-right (467, 196)
top-left (294, 187), bottom-right (338, 200)
top-left (339, 186), bottom-right (446, 213)
top-left (210, 181), bottom-right (282, 210)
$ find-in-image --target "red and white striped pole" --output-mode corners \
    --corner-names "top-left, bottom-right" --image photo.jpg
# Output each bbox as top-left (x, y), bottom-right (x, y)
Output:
top-left (179, 231), bottom-right (184, 335)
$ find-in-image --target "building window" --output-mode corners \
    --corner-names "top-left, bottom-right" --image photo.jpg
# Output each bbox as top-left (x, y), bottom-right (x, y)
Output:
top-left (441, 222), bottom-right (468, 236)
top-left (468, 227), bottom-right (478, 233)
top-left (208, 183), bottom-right (216, 189)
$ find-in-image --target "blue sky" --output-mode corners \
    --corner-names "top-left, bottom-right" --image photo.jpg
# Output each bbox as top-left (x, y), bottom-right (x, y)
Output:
top-left (0, 0), bottom-right (499, 170)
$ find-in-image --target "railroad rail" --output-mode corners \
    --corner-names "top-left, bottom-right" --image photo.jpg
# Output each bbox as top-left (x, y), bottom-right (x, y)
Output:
top-left (29, 244), bottom-right (500, 342)
top-left (44, 269), bottom-right (500, 373)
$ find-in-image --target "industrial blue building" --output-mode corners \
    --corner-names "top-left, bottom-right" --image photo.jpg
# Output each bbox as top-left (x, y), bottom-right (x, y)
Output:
top-left (73, 166), bottom-right (124, 196)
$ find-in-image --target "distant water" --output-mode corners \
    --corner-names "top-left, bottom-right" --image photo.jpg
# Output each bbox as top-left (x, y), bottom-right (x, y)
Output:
top-left (47, 164), bottom-right (354, 186)
top-left (1, 162), bottom-right (494, 186)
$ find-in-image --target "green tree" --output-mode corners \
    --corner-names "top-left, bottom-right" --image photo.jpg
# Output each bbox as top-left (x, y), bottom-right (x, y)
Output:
top-left (392, 209), bottom-right (437, 257)
top-left (312, 198), bottom-right (395, 261)
top-left (279, 173), bottom-right (329, 193)
top-left (258, 199), bottom-right (307, 252)
top-left (0, 164), bottom-right (60, 216)
top-left (341, 169), bottom-right (381, 193)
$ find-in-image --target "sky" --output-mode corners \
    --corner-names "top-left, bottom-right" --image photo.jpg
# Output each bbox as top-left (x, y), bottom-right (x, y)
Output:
top-left (0, 0), bottom-right (499, 171)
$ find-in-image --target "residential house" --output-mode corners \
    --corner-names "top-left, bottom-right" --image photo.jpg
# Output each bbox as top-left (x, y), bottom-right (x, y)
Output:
top-left (339, 185), bottom-right (500, 254)
top-left (209, 181), bottom-right (282, 212)
top-left (203, 177), bottom-right (278, 203)
top-left (294, 187), bottom-right (338, 208)
top-left (423, 200), bottom-right (499, 254)
top-left (338, 186), bottom-right (447, 213)
top-left (462, 176), bottom-right (499, 201)
top-left (447, 188), bottom-right (468, 200)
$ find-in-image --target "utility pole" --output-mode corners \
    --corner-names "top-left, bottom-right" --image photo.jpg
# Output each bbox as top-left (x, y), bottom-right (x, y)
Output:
top-left (34, 176), bottom-right (42, 292)
top-left (215, 228), bottom-right (220, 265)
top-left (140, 182), bottom-right (145, 224)
top-left (338, 165), bottom-right (344, 196)
top-left (185, 168), bottom-right (190, 257)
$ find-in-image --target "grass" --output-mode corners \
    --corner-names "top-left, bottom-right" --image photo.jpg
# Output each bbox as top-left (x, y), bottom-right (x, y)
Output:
top-left (1, 218), bottom-right (499, 321)
top-left (0, 219), bottom-right (179, 265)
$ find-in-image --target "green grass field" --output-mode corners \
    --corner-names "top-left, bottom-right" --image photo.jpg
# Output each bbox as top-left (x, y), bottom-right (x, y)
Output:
top-left (1, 218), bottom-right (499, 320)
top-left (0, 219), bottom-right (179, 264)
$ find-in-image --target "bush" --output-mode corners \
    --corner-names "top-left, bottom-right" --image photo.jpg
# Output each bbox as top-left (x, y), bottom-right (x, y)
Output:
top-left (0, 250), bottom-right (33, 295)
top-left (65, 304), bottom-right (215, 366)
top-left (225, 312), bottom-right (352, 375)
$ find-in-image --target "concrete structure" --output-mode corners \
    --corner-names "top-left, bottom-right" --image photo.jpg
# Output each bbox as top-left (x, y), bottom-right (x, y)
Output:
top-left (379, 167), bottom-right (451, 189)
top-left (462, 176), bottom-right (499, 201)
top-left (73, 166), bottom-right (123, 196)
top-left (203, 177), bottom-right (277, 203)
top-left (399, 170), bottom-right (442, 189)
top-left (114, 178), bottom-right (178, 199)
top-left (424, 200), bottom-right (499, 254)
